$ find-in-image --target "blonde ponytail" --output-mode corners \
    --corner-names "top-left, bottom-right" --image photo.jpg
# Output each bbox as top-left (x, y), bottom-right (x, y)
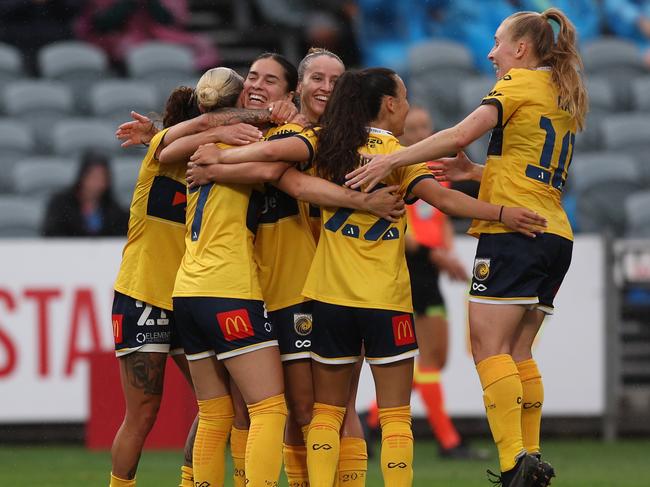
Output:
top-left (507, 8), bottom-right (589, 131)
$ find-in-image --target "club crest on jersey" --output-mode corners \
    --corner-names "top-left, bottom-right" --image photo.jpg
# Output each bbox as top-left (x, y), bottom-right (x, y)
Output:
top-left (473, 258), bottom-right (491, 282)
top-left (293, 313), bottom-right (313, 336)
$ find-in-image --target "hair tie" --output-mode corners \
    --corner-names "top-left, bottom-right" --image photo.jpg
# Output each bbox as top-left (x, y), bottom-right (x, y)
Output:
top-left (546, 17), bottom-right (560, 44)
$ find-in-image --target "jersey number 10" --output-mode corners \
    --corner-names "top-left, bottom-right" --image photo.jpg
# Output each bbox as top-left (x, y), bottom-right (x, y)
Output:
top-left (525, 116), bottom-right (575, 191)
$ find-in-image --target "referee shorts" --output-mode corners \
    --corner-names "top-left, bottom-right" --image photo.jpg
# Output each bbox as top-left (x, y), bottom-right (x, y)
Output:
top-left (406, 246), bottom-right (446, 317)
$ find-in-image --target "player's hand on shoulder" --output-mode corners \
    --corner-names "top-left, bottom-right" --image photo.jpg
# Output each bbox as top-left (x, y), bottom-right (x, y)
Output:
top-left (501, 207), bottom-right (547, 238)
top-left (288, 113), bottom-right (310, 128)
top-left (190, 143), bottom-right (221, 165)
top-left (364, 185), bottom-right (405, 223)
top-left (269, 100), bottom-right (298, 125)
top-left (215, 123), bottom-right (263, 146)
top-left (186, 163), bottom-right (211, 189)
top-left (345, 153), bottom-right (395, 192)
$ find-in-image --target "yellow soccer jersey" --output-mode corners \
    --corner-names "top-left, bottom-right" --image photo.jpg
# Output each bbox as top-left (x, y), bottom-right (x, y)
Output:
top-left (114, 128), bottom-right (187, 310)
top-left (468, 68), bottom-right (575, 241)
top-left (255, 123), bottom-right (317, 311)
top-left (173, 143), bottom-right (264, 300)
top-left (301, 128), bottom-right (434, 312)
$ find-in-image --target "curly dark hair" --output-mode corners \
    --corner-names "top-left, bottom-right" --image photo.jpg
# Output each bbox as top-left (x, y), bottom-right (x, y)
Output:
top-left (314, 67), bottom-right (398, 184)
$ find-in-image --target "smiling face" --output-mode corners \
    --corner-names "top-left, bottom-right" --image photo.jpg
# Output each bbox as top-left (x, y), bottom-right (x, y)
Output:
top-left (242, 58), bottom-right (294, 109)
top-left (488, 20), bottom-right (524, 79)
top-left (297, 55), bottom-right (345, 123)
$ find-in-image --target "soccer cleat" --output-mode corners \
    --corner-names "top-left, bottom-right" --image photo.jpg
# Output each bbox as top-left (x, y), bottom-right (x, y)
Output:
top-left (530, 457), bottom-right (556, 487)
top-left (486, 454), bottom-right (541, 487)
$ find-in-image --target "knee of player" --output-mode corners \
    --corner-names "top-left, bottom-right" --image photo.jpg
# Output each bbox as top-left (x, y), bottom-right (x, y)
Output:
top-left (126, 399), bottom-right (162, 433)
top-left (286, 398), bottom-right (314, 428)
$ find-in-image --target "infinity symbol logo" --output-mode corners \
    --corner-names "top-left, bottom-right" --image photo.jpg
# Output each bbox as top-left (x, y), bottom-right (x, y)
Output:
top-left (312, 443), bottom-right (333, 450)
top-left (387, 462), bottom-right (407, 469)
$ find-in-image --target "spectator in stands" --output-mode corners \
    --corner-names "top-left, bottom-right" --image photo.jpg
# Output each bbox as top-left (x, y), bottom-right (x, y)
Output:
top-left (0, 0), bottom-right (84, 74)
top-left (42, 149), bottom-right (128, 237)
top-left (603, 0), bottom-right (650, 66)
top-left (75, 0), bottom-right (218, 71)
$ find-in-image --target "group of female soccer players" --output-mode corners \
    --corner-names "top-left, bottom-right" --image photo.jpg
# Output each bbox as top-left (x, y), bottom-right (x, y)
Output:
top-left (109, 7), bottom-right (587, 487)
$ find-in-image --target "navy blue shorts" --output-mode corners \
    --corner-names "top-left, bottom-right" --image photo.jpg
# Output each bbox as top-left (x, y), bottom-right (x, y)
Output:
top-left (111, 291), bottom-right (184, 357)
top-left (469, 233), bottom-right (573, 314)
top-left (172, 297), bottom-right (278, 360)
top-left (311, 301), bottom-right (419, 365)
top-left (269, 301), bottom-right (314, 362)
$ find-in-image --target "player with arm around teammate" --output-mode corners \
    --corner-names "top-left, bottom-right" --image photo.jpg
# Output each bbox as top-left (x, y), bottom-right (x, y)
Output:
top-left (346, 8), bottom-right (588, 487)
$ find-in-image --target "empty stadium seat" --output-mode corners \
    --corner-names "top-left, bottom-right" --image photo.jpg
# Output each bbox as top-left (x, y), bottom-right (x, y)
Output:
top-left (601, 114), bottom-right (650, 169)
top-left (0, 196), bottom-right (45, 237)
top-left (52, 118), bottom-right (121, 158)
top-left (0, 43), bottom-right (25, 92)
top-left (581, 38), bottom-right (646, 110)
top-left (90, 80), bottom-right (160, 126)
top-left (3, 80), bottom-right (75, 152)
top-left (408, 40), bottom-right (477, 124)
top-left (12, 157), bottom-right (76, 200)
top-left (570, 152), bottom-right (642, 234)
top-left (631, 76), bottom-right (650, 112)
top-left (126, 42), bottom-right (197, 104)
top-left (112, 156), bottom-right (143, 208)
top-left (0, 119), bottom-right (36, 192)
top-left (625, 190), bottom-right (650, 237)
top-left (38, 41), bottom-right (110, 113)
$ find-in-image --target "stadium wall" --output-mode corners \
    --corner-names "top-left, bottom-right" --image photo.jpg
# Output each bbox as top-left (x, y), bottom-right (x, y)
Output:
top-left (0, 236), bottom-right (604, 424)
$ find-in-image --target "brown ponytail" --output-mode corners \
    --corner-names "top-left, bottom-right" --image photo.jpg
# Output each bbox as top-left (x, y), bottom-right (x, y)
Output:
top-left (507, 8), bottom-right (588, 131)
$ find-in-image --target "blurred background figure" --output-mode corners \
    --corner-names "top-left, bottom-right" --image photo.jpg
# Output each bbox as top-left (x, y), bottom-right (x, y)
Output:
top-left (75, 0), bottom-right (219, 71)
top-left (367, 107), bottom-right (486, 460)
top-left (0, 0), bottom-right (84, 74)
top-left (42, 149), bottom-right (128, 237)
top-left (603, 0), bottom-right (650, 66)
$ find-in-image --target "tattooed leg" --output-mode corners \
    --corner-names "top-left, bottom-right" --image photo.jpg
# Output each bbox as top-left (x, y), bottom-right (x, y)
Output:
top-left (111, 352), bottom-right (167, 479)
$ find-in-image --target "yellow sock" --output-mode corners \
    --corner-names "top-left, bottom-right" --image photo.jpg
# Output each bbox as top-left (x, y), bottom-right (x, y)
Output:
top-left (178, 465), bottom-right (193, 487)
top-left (306, 403), bottom-right (346, 487)
top-left (230, 426), bottom-right (248, 487)
top-left (109, 473), bottom-right (135, 487)
top-left (193, 395), bottom-right (234, 487)
top-left (378, 405), bottom-right (413, 487)
top-left (477, 354), bottom-right (525, 472)
top-left (246, 394), bottom-right (288, 487)
top-left (284, 444), bottom-right (309, 487)
top-left (517, 359), bottom-right (543, 455)
top-left (337, 437), bottom-right (368, 487)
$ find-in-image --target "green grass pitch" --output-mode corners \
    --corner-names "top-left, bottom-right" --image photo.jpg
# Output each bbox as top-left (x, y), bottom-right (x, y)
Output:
top-left (1, 439), bottom-right (649, 486)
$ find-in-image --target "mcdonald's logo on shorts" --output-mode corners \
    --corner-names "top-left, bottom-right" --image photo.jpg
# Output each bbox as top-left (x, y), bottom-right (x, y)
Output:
top-left (216, 309), bottom-right (255, 341)
top-left (391, 314), bottom-right (415, 346)
top-left (112, 314), bottom-right (123, 344)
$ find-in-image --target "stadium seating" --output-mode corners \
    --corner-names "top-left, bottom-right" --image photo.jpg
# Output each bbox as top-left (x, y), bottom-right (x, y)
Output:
top-left (52, 119), bottom-right (122, 158)
top-left (12, 157), bottom-right (77, 202)
top-left (0, 196), bottom-right (44, 237)
top-left (126, 42), bottom-right (197, 108)
top-left (582, 37), bottom-right (647, 110)
top-left (408, 40), bottom-right (477, 126)
top-left (90, 80), bottom-right (160, 126)
top-left (3, 80), bottom-right (75, 152)
top-left (570, 152), bottom-right (642, 234)
top-left (112, 156), bottom-right (143, 208)
top-left (38, 41), bottom-right (110, 113)
top-left (0, 43), bottom-right (25, 99)
top-left (631, 76), bottom-right (650, 112)
top-left (0, 119), bottom-right (36, 192)
top-left (625, 190), bottom-right (650, 238)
